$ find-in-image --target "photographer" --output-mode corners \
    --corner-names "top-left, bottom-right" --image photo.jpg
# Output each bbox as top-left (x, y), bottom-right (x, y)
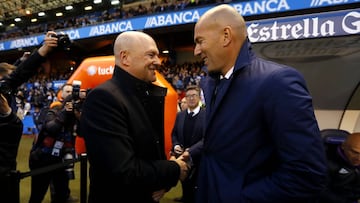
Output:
top-left (29, 83), bottom-right (78, 203)
top-left (0, 31), bottom-right (58, 203)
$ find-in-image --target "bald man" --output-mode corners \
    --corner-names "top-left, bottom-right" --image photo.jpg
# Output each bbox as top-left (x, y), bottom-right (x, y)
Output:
top-left (319, 132), bottom-right (360, 203)
top-left (194, 4), bottom-right (327, 202)
top-left (80, 31), bottom-right (189, 203)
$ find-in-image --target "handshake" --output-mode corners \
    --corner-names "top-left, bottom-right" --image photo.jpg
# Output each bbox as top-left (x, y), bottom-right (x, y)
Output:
top-left (170, 145), bottom-right (192, 181)
top-left (152, 145), bottom-right (192, 202)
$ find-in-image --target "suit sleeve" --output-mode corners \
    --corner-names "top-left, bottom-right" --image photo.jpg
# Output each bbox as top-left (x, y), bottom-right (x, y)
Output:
top-left (242, 68), bottom-right (327, 202)
top-left (171, 114), bottom-right (181, 148)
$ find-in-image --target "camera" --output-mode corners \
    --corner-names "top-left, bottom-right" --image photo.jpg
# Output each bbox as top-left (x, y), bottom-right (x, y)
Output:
top-left (51, 33), bottom-right (72, 51)
top-left (0, 81), bottom-right (12, 96)
top-left (72, 80), bottom-right (81, 101)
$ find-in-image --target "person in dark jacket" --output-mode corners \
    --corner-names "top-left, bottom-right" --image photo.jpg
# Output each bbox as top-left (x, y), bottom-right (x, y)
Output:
top-left (0, 31), bottom-right (58, 203)
top-left (319, 132), bottom-right (360, 203)
top-left (171, 85), bottom-right (205, 203)
top-left (28, 92), bottom-right (78, 203)
top-left (80, 31), bottom-right (189, 203)
top-left (193, 4), bottom-right (327, 203)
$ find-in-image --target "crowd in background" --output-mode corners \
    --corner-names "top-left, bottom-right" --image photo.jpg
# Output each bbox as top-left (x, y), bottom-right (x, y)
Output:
top-left (0, 0), bottom-right (233, 41)
top-left (14, 60), bottom-right (206, 129)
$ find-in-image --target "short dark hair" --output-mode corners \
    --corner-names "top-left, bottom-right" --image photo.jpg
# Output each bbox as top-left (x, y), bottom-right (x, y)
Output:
top-left (185, 85), bottom-right (200, 95)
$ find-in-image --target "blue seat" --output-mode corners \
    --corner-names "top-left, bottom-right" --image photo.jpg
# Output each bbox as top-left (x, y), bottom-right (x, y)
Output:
top-left (321, 129), bottom-right (350, 157)
top-left (321, 129), bottom-right (350, 144)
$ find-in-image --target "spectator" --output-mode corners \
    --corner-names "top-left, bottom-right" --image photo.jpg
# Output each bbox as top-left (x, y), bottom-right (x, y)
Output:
top-left (171, 85), bottom-right (205, 203)
top-left (319, 132), bottom-right (360, 203)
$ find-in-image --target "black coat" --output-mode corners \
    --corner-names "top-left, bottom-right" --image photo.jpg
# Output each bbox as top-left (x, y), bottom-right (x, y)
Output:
top-left (81, 67), bottom-right (180, 203)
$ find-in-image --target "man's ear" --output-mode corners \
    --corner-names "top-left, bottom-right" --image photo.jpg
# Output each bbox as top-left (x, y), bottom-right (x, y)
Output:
top-left (120, 50), bottom-right (130, 66)
top-left (223, 26), bottom-right (232, 47)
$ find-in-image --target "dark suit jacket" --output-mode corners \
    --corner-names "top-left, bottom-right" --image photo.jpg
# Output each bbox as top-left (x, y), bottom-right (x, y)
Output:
top-left (197, 39), bottom-right (327, 203)
top-left (171, 108), bottom-right (205, 164)
top-left (81, 67), bottom-right (180, 203)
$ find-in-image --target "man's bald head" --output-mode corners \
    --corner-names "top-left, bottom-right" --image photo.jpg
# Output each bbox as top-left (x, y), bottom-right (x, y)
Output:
top-left (114, 31), bottom-right (156, 65)
top-left (196, 4), bottom-right (247, 40)
top-left (194, 4), bottom-right (247, 75)
top-left (112, 31), bottom-right (160, 83)
top-left (342, 132), bottom-right (360, 166)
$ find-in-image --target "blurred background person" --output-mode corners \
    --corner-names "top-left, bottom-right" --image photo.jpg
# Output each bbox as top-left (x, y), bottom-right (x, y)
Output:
top-left (171, 85), bottom-right (205, 203)
top-left (179, 97), bottom-right (188, 112)
top-left (319, 132), bottom-right (360, 203)
top-left (29, 82), bottom-right (78, 203)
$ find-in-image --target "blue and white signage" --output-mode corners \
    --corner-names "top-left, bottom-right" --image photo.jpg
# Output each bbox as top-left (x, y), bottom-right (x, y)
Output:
top-left (231, 0), bottom-right (359, 16)
top-left (0, 0), bottom-right (359, 51)
top-left (247, 9), bottom-right (360, 42)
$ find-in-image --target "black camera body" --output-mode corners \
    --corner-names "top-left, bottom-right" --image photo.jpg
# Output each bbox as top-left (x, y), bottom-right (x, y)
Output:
top-left (51, 33), bottom-right (72, 51)
top-left (0, 80), bottom-right (12, 96)
top-left (71, 80), bottom-right (82, 112)
top-left (72, 83), bottom-right (81, 101)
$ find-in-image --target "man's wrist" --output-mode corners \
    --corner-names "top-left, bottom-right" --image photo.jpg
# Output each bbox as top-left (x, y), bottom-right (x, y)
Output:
top-left (0, 108), bottom-right (12, 117)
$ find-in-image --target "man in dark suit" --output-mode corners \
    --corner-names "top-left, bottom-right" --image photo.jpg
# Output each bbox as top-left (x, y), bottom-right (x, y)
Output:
top-left (193, 4), bottom-right (327, 203)
top-left (80, 31), bottom-right (189, 203)
top-left (171, 85), bottom-right (205, 203)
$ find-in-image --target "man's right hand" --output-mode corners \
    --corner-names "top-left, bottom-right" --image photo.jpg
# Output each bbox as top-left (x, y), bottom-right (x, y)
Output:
top-left (38, 31), bottom-right (58, 57)
top-left (172, 157), bottom-right (190, 181)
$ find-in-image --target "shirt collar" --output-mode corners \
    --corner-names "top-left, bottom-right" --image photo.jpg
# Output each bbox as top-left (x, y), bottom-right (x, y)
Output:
top-left (187, 105), bottom-right (201, 116)
top-left (220, 66), bottom-right (234, 80)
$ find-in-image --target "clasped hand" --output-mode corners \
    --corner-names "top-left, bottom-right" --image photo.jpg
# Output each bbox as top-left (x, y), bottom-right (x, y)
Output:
top-left (171, 150), bottom-right (191, 181)
top-left (152, 153), bottom-right (191, 202)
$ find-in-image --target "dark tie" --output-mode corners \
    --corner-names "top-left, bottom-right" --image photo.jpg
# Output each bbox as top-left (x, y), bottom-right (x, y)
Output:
top-left (189, 112), bottom-right (194, 117)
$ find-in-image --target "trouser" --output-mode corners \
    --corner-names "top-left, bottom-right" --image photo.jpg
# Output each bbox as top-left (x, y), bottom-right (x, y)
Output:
top-left (29, 166), bottom-right (69, 203)
top-left (50, 178), bottom-right (71, 200)
top-left (181, 166), bottom-right (199, 203)
top-left (0, 171), bottom-right (20, 203)
top-left (28, 152), bottom-right (69, 203)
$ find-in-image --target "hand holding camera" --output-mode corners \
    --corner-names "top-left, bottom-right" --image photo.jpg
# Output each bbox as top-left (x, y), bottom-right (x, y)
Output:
top-left (38, 31), bottom-right (59, 56)
top-left (50, 32), bottom-right (72, 51)
top-left (0, 94), bottom-right (11, 116)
